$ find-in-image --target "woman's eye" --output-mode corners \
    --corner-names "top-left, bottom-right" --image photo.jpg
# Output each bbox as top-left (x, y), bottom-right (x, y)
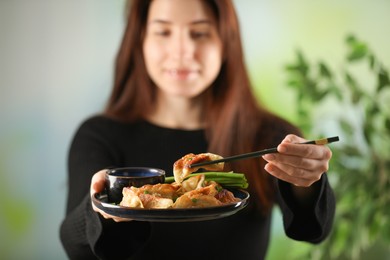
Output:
top-left (154, 30), bottom-right (170, 37)
top-left (191, 31), bottom-right (210, 39)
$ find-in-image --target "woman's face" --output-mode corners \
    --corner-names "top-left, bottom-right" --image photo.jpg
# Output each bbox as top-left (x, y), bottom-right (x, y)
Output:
top-left (143, 0), bottom-right (223, 99)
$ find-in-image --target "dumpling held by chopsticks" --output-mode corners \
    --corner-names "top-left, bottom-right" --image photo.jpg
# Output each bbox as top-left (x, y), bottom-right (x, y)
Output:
top-left (173, 153), bottom-right (224, 184)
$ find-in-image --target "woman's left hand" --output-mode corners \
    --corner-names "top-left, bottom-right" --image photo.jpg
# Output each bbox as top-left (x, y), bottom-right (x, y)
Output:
top-left (262, 134), bottom-right (333, 187)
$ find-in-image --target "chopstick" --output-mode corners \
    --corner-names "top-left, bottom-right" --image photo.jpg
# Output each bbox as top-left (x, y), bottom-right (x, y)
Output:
top-left (189, 136), bottom-right (339, 168)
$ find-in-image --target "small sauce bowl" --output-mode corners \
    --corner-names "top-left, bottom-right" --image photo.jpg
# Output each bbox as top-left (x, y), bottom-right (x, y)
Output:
top-left (105, 167), bottom-right (165, 203)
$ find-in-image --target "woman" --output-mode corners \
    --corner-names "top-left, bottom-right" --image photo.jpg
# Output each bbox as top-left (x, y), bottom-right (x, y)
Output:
top-left (60, 0), bottom-right (335, 259)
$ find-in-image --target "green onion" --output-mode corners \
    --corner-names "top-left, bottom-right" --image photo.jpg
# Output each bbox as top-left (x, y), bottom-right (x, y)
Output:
top-left (164, 171), bottom-right (248, 189)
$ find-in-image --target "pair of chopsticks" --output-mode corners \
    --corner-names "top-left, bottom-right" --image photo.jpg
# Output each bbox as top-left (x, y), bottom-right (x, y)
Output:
top-left (189, 136), bottom-right (339, 168)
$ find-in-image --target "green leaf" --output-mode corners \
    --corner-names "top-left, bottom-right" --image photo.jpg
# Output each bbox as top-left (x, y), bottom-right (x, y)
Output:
top-left (285, 64), bottom-right (302, 72)
top-left (298, 109), bottom-right (309, 119)
top-left (377, 69), bottom-right (390, 92)
top-left (296, 50), bottom-right (309, 75)
top-left (368, 103), bottom-right (380, 115)
top-left (345, 72), bottom-right (363, 103)
top-left (346, 35), bottom-right (368, 62)
top-left (286, 79), bottom-right (301, 88)
top-left (330, 85), bottom-right (343, 101)
top-left (368, 54), bottom-right (376, 70)
top-left (319, 62), bottom-right (333, 79)
top-left (313, 89), bottom-right (329, 101)
top-left (331, 219), bottom-right (351, 257)
top-left (385, 118), bottom-right (390, 130)
top-left (345, 71), bottom-right (356, 87)
top-left (347, 43), bottom-right (368, 62)
top-left (297, 91), bottom-right (305, 103)
top-left (341, 145), bottom-right (363, 157)
top-left (345, 34), bottom-right (357, 45)
top-left (363, 123), bottom-right (374, 145)
top-left (339, 119), bottom-right (355, 135)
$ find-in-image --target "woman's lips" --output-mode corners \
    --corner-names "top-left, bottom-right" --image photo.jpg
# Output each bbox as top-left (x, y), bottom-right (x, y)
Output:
top-left (166, 69), bottom-right (198, 80)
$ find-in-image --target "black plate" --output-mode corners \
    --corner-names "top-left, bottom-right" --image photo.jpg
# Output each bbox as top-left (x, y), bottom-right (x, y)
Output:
top-left (92, 189), bottom-right (250, 222)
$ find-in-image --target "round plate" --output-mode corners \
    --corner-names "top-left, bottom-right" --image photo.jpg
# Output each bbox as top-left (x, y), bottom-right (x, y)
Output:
top-left (92, 189), bottom-right (250, 222)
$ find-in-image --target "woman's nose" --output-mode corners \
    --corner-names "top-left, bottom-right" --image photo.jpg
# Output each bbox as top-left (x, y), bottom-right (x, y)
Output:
top-left (170, 32), bottom-right (195, 61)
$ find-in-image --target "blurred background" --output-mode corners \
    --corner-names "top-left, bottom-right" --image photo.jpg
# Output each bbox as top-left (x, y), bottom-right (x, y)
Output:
top-left (0, 0), bottom-right (389, 259)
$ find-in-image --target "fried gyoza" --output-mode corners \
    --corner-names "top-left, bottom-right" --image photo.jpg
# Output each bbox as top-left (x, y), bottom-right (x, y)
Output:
top-left (120, 187), bottom-right (144, 208)
top-left (215, 189), bottom-right (241, 204)
top-left (138, 194), bottom-right (174, 209)
top-left (136, 183), bottom-right (179, 200)
top-left (172, 183), bottom-right (222, 208)
top-left (119, 170), bottom-right (242, 209)
top-left (179, 174), bottom-right (205, 193)
top-left (173, 153), bottom-right (224, 183)
top-left (120, 183), bottom-right (179, 209)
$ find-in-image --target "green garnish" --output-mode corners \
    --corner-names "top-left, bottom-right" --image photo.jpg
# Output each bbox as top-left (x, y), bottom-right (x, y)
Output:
top-left (165, 171), bottom-right (248, 189)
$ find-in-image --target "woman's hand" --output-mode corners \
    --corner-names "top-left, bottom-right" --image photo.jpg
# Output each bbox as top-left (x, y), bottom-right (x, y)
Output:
top-left (262, 134), bottom-right (333, 205)
top-left (90, 170), bottom-right (133, 222)
top-left (262, 134), bottom-right (332, 187)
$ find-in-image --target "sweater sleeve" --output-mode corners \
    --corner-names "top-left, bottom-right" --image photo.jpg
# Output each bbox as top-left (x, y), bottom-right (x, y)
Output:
top-left (276, 174), bottom-right (335, 243)
top-left (60, 194), bottom-right (101, 259)
top-left (60, 193), bottom-right (151, 259)
top-left (59, 116), bottom-right (151, 259)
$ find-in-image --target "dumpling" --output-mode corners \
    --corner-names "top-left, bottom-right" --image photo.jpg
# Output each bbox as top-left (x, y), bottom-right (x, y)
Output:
top-left (179, 174), bottom-right (205, 193)
top-left (120, 183), bottom-right (179, 209)
top-left (173, 153), bottom-right (224, 183)
top-left (172, 183), bottom-right (222, 208)
top-left (120, 187), bottom-right (144, 208)
top-left (138, 193), bottom-right (174, 209)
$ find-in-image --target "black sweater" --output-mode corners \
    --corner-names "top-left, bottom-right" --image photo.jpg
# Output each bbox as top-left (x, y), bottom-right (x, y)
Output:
top-left (60, 115), bottom-right (335, 260)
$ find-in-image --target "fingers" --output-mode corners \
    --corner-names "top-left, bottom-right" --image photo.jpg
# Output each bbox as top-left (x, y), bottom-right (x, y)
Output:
top-left (264, 162), bottom-right (321, 187)
top-left (278, 136), bottom-right (333, 160)
top-left (263, 152), bottom-right (330, 173)
top-left (90, 169), bottom-right (107, 197)
top-left (90, 169), bottom-right (134, 222)
top-left (90, 170), bottom-right (108, 215)
top-left (93, 206), bottom-right (133, 222)
top-left (262, 134), bottom-right (333, 187)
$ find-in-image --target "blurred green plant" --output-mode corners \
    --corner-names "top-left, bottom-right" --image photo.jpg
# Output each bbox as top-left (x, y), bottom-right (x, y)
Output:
top-left (0, 162), bottom-right (34, 258)
top-left (285, 35), bottom-right (390, 259)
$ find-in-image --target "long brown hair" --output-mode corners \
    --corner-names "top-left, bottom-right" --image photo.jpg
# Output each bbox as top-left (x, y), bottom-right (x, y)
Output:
top-left (105, 0), bottom-right (297, 214)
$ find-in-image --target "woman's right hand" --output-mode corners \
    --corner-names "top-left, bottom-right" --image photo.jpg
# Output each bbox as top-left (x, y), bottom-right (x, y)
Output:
top-left (90, 169), bottom-right (133, 222)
